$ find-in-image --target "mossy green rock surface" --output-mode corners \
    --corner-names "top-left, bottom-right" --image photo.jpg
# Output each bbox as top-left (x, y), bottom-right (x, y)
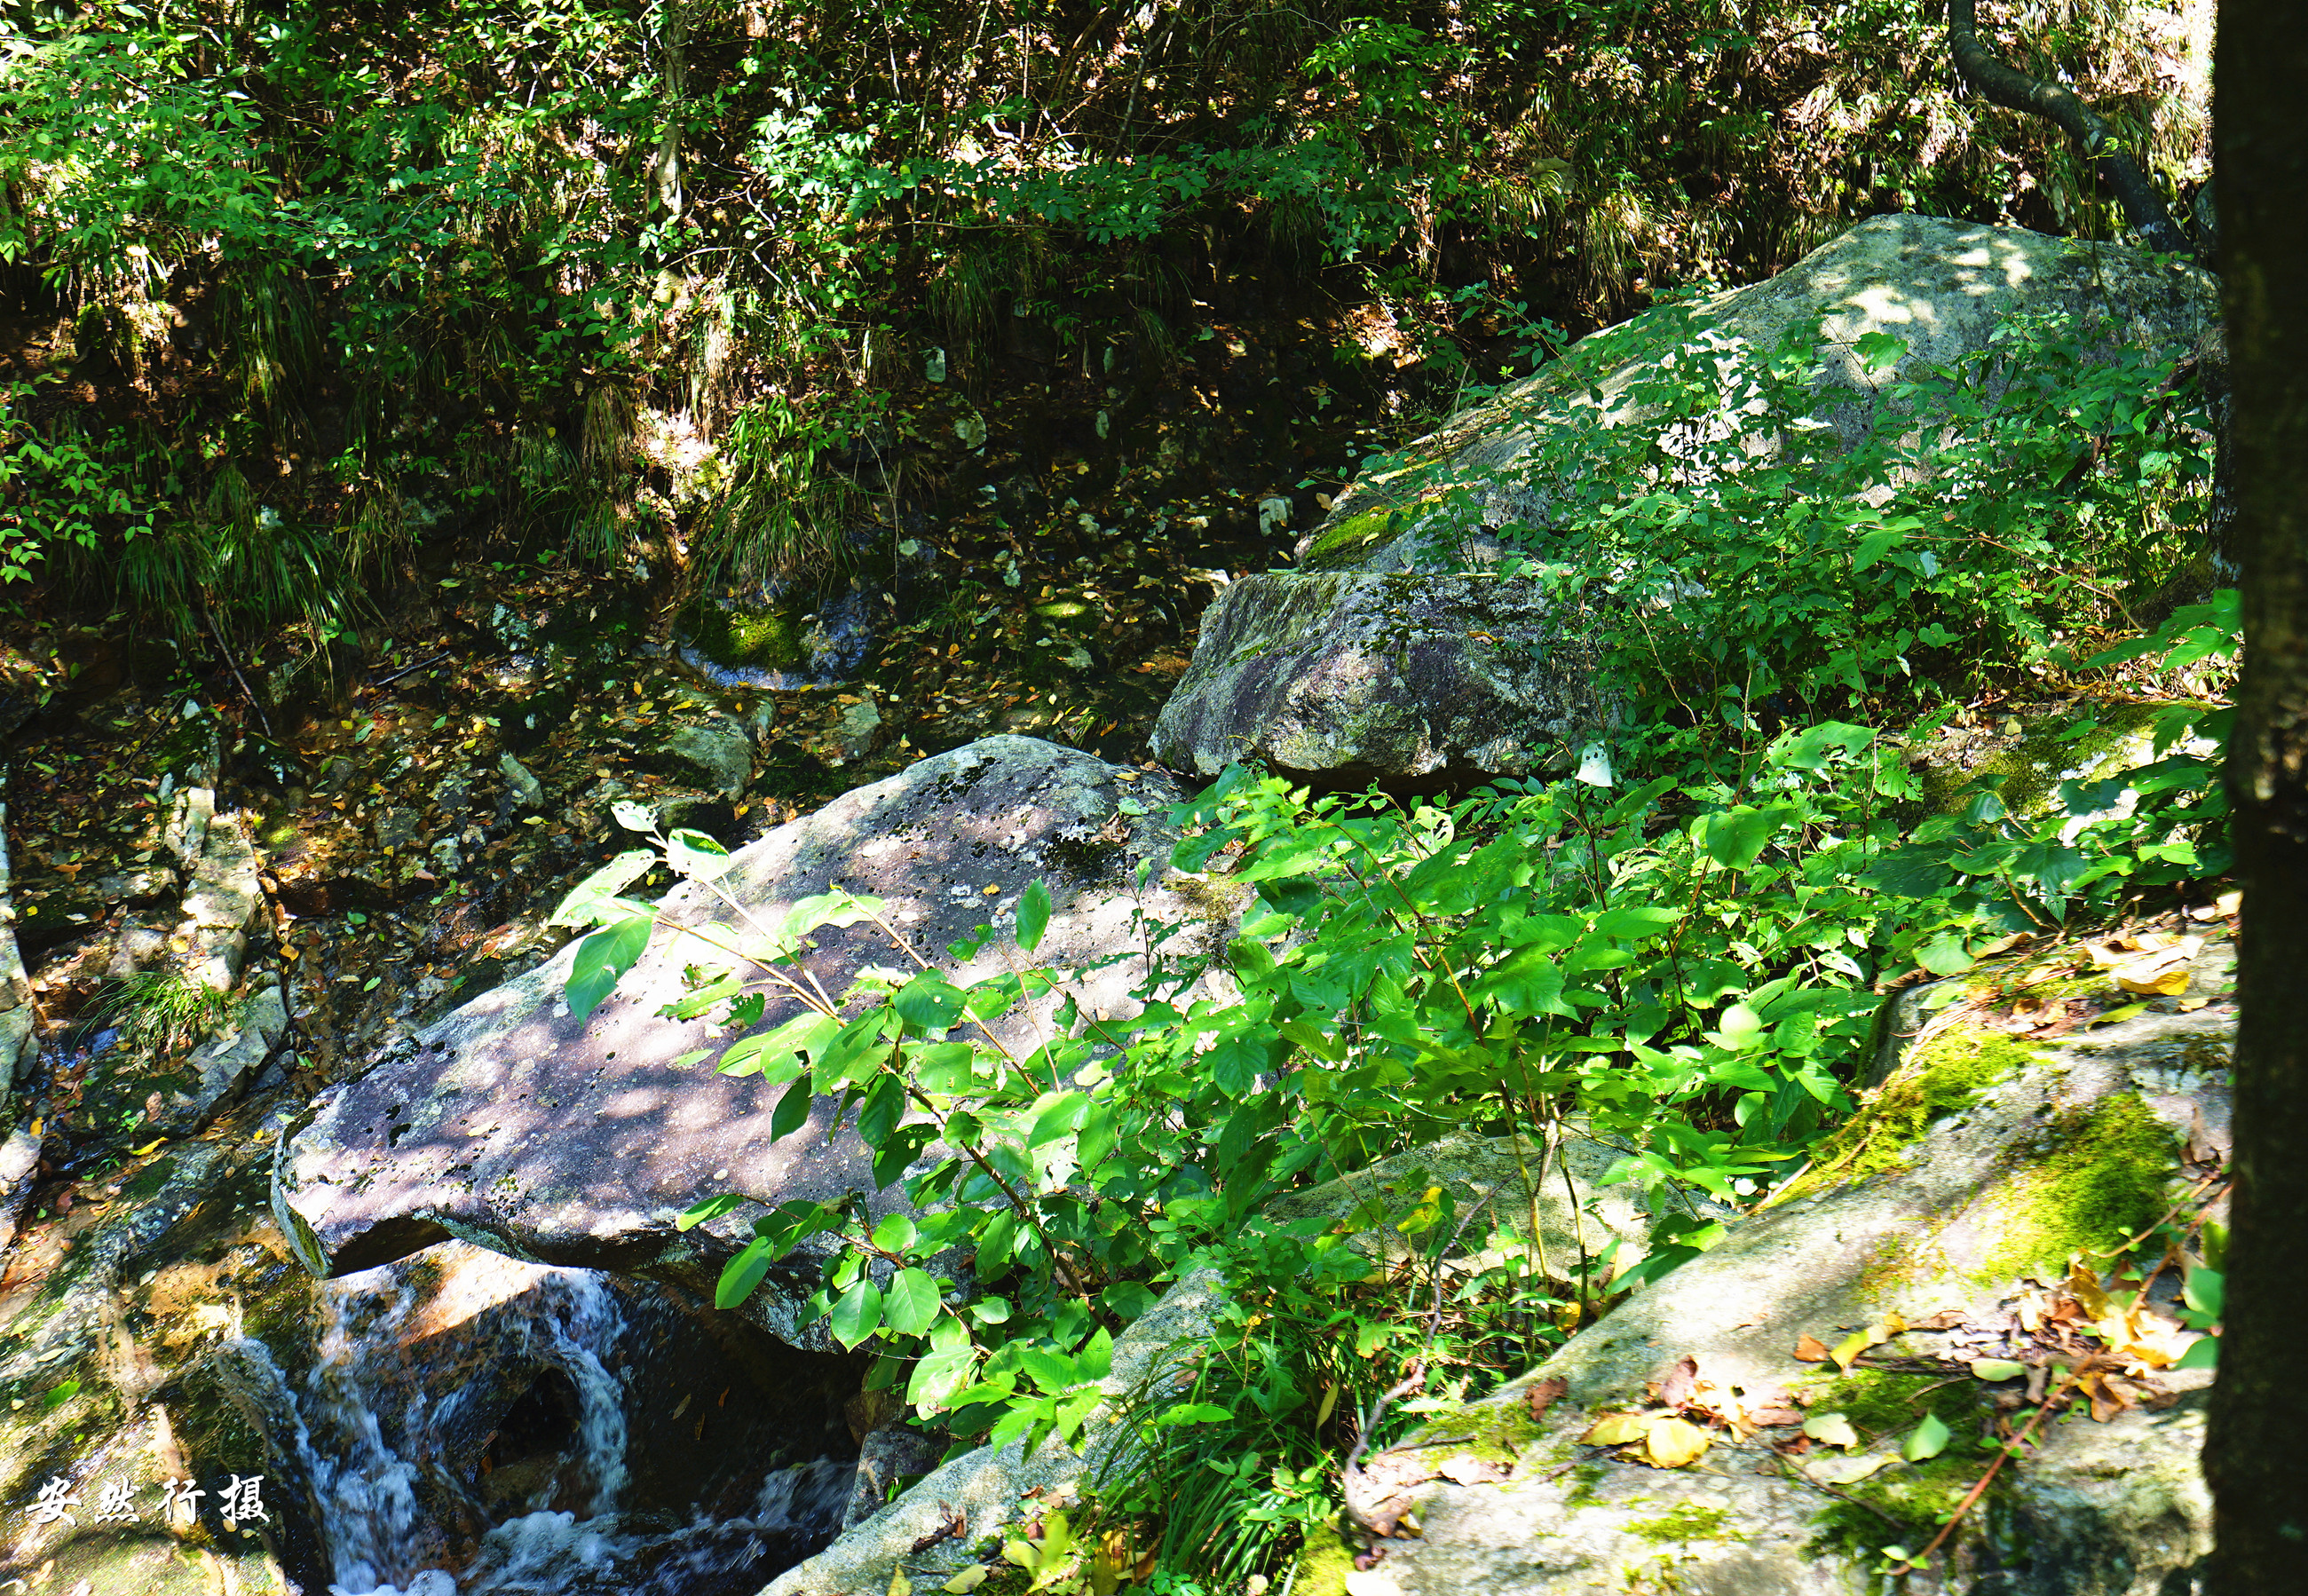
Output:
top-left (1323, 967), bottom-right (2232, 1595)
top-left (1158, 216), bottom-right (2217, 786)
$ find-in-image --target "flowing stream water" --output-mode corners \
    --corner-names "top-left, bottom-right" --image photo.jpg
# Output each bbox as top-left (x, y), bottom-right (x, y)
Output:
top-left (207, 1244), bottom-right (852, 1596)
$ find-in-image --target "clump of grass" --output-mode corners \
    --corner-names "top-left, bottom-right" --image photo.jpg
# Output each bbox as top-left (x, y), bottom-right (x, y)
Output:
top-left (92, 970), bottom-right (238, 1060)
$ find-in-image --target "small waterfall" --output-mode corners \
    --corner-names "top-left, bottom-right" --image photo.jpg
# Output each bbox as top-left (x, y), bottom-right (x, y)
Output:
top-left (217, 1244), bottom-right (850, 1596)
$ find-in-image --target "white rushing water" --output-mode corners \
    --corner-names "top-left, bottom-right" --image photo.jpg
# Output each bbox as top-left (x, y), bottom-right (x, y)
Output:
top-left (217, 1250), bottom-right (848, 1596)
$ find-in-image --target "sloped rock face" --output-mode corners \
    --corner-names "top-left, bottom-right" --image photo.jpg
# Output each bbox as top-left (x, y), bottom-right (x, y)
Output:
top-left (764, 1130), bottom-right (1664, 1596)
top-left (272, 738), bottom-right (1231, 1347)
top-left (776, 960), bottom-right (2233, 1596)
top-left (1300, 985), bottom-right (2231, 1595)
top-left (1151, 214), bottom-right (2218, 785)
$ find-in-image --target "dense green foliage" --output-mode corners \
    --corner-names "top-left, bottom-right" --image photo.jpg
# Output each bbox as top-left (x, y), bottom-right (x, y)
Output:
top-left (0, 0), bottom-right (2209, 636)
top-left (554, 302), bottom-right (2231, 1586)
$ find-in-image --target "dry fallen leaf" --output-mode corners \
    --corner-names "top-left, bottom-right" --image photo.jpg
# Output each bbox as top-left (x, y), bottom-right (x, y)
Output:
top-left (1634, 1415), bottom-right (1711, 1469)
top-left (1649, 1356), bottom-right (1701, 1410)
top-left (1792, 1334), bottom-right (1833, 1363)
top-left (2114, 960), bottom-right (2191, 997)
top-left (1525, 1376), bottom-right (1569, 1424)
top-left (1803, 1410), bottom-right (1861, 1450)
top-left (1581, 1412), bottom-right (1650, 1447)
top-left (1437, 1455), bottom-right (1507, 1485)
top-left (1806, 1450), bottom-right (1898, 1486)
top-left (1831, 1314), bottom-right (1907, 1371)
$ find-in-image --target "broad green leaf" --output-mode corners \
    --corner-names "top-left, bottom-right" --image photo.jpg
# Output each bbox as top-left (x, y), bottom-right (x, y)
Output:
top-left (1853, 329), bottom-right (1907, 375)
top-left (1593, 904), bottom-right (1683, 939)
top-left (715, 1237), bottom-right (775, 1310)
top-left (1915, 931), bottom-right (1975, 976)
top-left (1155, 1402), bottom-right (1234, 1426)
top-left (1015, 879), bottom-right (1053, 954)
top-left (829, 1277), bottom-right (884, 1349)
top-left (664, 975), bottom-right (744, 1021)
top-left (1278, 1019), bottom-right (1345, 1062)
top-left (1711, 1003), bottom-right (1767, 1052)
top-left (1030, 1090), bottom-right (1089, 1148)
top-left (770, 1078), bottom-right (814, 1142)
top-left (548, 849), bottom-right (655, 928)
top-left (1207, 1036), bottom-right (1264, 1099)
top-left (976, 1210), bottom-right (1017, 1276)
top-left (1853, 528), bottom-right (1900, 571)
top-left (883, 1268), bottom-right (942, 1336)
top-left (667, 827), bottom-right (734, 879)
top-left (911, 1042), bottom-right (977, 1094)
top-left (2184, 1266), bottom-right (2224, 1319)
top-left (2174, 1336), bottom-right (2218, 1370)
top-left (908, 1341), bottom-right (979, 1410)
top-left (1076, 1099), bottom-right (1118, 1172)
top-left (1697, 807), bottom-right (1775, 871)
top-left (1968, 1359), bottom-right (2026, 1383)
top-left (872, 1213), bottom-right (919, 1252)
top-left (894, 974), bottom-right (967, 1033)
top-left (858, 1073), bottom-right (905, 1148)
top-left (1901, 1411), bottom-right (1951, 1462)
top-left (1473, 944), bottom-right (1566, 1015)
top-left (677, 1192), bottom-right (750, 1232)
top-left (567, 916), bottom-right (652, 1019)
top-left (781, 890), bottom-right (884, 939)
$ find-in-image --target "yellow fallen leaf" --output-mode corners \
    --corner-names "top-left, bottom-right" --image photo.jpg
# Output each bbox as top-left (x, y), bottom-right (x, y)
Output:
top-left (1803, 1410), bottom-right (1861, 1450)
top-left (1636, 1415), bottom-right (1711, 1468)
top-left (2176, 996), bottom-right (2210, 1013)
top-left (1831, 1313), bottom-right (1906, 1371)
top-left (1806, 1450), bottom-right (1898, 1486)
top-left (1581, 1413), bottom-right (1651, 1446)
top-left (889, 1571), bottom-right (913, 1596)
top-left (941, 1569), bottom-right (989, 1594)
top-left (129, 1139), bottom-right (168, 1157)
top-left (2066, 1262), bottom-right (2113, 1322)
top-left (2114, 960), bottom-right (2190, 996)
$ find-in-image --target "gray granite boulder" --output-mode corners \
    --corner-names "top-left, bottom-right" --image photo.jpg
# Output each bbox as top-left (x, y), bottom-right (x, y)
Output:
top-left (271, 738), bottom-right (1236, 1347)
top-left (666, 714), bottom-right (756, 797)
top-left (1152, 215), bottom-right (2218, 784)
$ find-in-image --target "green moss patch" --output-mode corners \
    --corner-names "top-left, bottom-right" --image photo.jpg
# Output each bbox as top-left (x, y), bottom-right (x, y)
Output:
top-left (1626, 1503), bottom-right (1732, 1545)
top-left (1292, 1533), bottom-right (1356, 1596)
top-left (1299, 510), bottom-right (1402, 572)
top-left (683, 602), bottom-right (802, 670)
top-left (1782, 1027), bottom-right (2037, 1201)
top-left (1985, 1091), bottom-right (2177, 1282)
top-left (1798, 1370), bottom-right (2002, 1568)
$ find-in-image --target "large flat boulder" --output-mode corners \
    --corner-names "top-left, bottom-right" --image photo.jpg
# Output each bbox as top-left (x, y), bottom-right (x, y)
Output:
top-left (272, 737), bottom-right (1231, 1347)
top-left (1151, 214), bottom-right (2217, 784)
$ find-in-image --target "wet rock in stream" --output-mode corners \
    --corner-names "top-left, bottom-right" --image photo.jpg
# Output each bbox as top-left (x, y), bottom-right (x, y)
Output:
top-left (5, 1146), bottom-right (862, 1596)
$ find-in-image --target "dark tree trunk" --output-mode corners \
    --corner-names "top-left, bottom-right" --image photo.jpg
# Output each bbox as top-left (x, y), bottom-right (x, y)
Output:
top-left (1946, 0), bottom-right (2194, 258)
top-left (2206, 0), bottom-right (2308, 1587)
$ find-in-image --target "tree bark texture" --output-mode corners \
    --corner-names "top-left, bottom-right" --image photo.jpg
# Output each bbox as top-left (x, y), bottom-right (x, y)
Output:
top-left (2207, 0), bottom-right (2308, 1588)
top-left (1947, 0), bottom-right (2193, 257)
